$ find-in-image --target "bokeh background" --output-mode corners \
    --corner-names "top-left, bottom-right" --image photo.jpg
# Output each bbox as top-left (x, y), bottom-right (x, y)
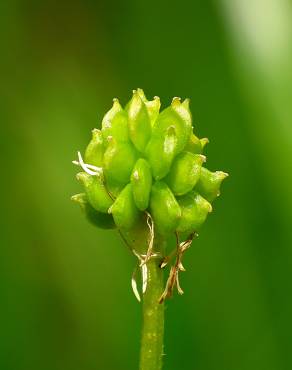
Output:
top-left (1, 1), bottom-right (292, 369)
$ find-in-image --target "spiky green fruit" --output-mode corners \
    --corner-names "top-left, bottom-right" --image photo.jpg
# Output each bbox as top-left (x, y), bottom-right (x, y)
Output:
top-left (84, 129), bottom-right (104, 167)
top-left (72, 89), bottom-right (228, 236)
top-left (166, 152), bottom-right (205, 196)
top-left (76, 172), bottom-right (113, 213)
top-left (177, 191), bottom-right (212, 234)
top-left (71, 193), bottom-right (115, 229)
top-left (109, 184), bottom-right (140, 230)
top-left (131, 158), bottom-right (152, 211)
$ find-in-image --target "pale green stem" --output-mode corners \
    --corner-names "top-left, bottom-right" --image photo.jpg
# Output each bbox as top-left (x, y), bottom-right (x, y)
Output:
top-left (139, 239), bottom-right (165, 370)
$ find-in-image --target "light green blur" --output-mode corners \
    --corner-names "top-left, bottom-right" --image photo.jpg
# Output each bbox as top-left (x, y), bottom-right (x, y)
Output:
top-left (1, 1), bottom-right (292, 370)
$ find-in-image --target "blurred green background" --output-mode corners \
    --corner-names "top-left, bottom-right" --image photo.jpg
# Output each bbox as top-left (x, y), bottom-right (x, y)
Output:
top-left (1, 1), bottom-right (292, 369)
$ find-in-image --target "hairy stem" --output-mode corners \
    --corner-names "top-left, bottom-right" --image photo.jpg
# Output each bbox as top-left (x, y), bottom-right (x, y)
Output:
top-left (139, 239), bottom-right (165, 370)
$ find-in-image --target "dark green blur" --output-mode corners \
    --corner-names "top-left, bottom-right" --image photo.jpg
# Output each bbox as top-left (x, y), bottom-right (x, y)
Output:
top-left (1, 1), bottom-right (292, 370)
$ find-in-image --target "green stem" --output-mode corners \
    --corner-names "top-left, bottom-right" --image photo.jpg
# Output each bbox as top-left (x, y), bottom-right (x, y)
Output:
top-left (139, 243), bottom-right (165, 370)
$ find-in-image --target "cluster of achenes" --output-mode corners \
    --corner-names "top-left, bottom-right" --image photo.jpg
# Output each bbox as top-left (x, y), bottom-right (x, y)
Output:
top-left (72, 89), bottom-right (228, 239)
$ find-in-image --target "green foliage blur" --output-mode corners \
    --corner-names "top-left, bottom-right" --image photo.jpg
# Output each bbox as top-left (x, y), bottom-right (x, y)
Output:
top-left (1, 1), bottom-right (292, 369)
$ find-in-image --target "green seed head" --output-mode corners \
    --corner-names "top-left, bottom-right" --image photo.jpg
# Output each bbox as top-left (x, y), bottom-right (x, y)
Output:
top-left (72, 89), bottom-right (228, 237)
